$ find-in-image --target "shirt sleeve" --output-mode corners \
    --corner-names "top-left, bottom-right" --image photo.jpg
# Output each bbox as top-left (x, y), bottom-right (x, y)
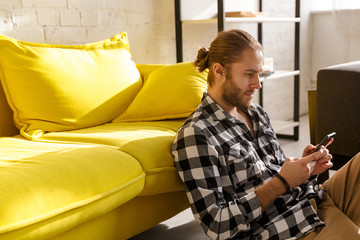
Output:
top-left (172, 125), bottom-right (262, 240)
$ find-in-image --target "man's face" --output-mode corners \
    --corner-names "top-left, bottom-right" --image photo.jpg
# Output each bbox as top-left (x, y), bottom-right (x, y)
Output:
top-left (222, 48), bottom-right (263, 109)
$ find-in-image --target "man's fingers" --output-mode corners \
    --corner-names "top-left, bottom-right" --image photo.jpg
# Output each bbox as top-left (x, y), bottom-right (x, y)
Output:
top-left (317, 153), bottom-right (332, 164)
top-left (301, 151), bottom-right (322, 164)
top-left (322, 161), bottom-right (333, 168)
top-left (324, 138), bottom-right (334, 148)
top-left (306, 144), bottom-right (315, 152)
top-left (285, 157), bottom-right (295, 162)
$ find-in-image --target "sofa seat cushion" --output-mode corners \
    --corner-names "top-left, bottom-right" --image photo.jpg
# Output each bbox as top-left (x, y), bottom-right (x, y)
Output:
top-left (0, 137), bottom-right (144, 240)
top-left (38, 120), bottom-right (186, 196)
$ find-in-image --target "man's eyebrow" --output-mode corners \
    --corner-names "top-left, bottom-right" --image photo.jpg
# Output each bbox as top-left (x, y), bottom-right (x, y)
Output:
top-left (245, 68), bottom-right (263, 73)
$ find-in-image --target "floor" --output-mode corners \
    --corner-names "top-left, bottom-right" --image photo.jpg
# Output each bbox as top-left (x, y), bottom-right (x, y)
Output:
top-left (130, 115), bottom-right (333, 240)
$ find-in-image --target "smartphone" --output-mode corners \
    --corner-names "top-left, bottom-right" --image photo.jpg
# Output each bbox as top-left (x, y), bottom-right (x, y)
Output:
top-left (313, 132), bottom-right (336, 152)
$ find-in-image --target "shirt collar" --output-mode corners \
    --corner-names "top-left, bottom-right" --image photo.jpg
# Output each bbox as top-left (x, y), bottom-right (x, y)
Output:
top-left (201, 92), bottom-right (256, 123)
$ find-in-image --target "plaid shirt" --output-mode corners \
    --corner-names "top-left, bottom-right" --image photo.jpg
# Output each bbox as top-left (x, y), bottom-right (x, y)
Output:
top-left (172, 93), bottom-right (326, 240)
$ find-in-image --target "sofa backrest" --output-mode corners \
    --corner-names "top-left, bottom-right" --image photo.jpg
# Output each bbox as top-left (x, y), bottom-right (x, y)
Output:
top-left (316, 61), bottom-right (360, 157)
top-left (0, 64), bottom-right (166, 138)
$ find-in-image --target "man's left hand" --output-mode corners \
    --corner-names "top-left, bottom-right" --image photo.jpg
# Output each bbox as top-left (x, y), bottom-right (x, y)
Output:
top-left (302, 144), bottom-right (333, 176)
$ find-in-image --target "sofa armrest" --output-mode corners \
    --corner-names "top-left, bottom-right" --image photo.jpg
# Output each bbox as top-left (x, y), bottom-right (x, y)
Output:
top-left (316, 61), bottom-right (360, 157)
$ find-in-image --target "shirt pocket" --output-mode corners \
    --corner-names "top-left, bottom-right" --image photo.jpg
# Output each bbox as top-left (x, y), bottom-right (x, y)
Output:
top-left (225, 142), bottom-right (267, 194)
top-left (259, 122), bottom-right (286, 166)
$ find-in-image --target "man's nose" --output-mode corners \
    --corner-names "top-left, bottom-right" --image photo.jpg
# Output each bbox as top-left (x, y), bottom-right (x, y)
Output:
top-left (252, 74), bottom-right (262, 89)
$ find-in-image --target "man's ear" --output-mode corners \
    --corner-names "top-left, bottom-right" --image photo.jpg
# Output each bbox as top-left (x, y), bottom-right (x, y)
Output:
top-left (213, 63), bottom-right (225, 80)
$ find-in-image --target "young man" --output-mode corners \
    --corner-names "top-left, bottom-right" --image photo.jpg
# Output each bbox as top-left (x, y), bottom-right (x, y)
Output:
top-left (172, 29), bottom-right (360, 239)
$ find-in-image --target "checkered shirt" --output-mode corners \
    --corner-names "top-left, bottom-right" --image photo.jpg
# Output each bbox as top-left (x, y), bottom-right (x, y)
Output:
top-left (172, 93), bottom-right (326, 240)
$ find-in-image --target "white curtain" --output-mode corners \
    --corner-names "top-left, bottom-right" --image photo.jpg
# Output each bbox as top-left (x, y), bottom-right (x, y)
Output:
top-left (329, 0), bottom-right (360, 38)
top-left (332, 0), bottom-right (360, 10)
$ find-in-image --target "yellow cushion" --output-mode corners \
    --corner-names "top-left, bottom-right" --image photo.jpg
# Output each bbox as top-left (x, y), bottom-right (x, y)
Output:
top-left (0, 137), bottom-right (144, 240)
top-left (38, 120), bottom-right (186, 196)
top-left (112, 62), bottom-right (208, 122)
top-left (0, 32), bottom-right (142, 140)
top-left (136, 64), bottom-right (167, 83)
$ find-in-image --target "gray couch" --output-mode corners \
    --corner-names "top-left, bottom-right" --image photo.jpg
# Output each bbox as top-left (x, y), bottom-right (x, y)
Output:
top-left (309, 61), bottom-right (360, 182)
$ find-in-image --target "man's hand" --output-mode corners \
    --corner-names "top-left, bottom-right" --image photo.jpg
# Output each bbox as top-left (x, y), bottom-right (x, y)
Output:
top-left (309, 141), bottom-right (333, 175)
top-left (304, 144), bottom-right (333, 176)
top-left (255, 144), bottom-right (333, 212)
top-left (279, 148), bottom-right (331, 189)
top-left (256, 151), bottom-right (324, 212)
top-left (302, 138), bottom-right (333, 158)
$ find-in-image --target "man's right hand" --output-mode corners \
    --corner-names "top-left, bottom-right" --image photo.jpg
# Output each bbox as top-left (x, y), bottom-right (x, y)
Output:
top-left (279, 149), bottom-right (326, 189)
top-left (255, 150), bottom-right (325, 212)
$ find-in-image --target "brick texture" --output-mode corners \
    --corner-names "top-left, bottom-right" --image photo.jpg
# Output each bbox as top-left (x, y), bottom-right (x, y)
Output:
top-left (0, 0), bottom-right (175, 63)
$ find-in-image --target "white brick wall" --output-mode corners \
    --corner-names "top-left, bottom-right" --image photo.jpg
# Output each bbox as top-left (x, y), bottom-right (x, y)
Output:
top-left (37, 10), bottom-right (59, 26)
top-left (60, 10), bottom-right (81, 26)
top-left (22, 0), bottom-right (67, 8)
top-left (0, 0), bottom-right (175, 64)
top-left (0, 10), bottom-right (13, 28)
top-left (1, 0), bottom-right (22, 7)
top-left (13, 9), bottom-right (38, 26)
top-left (81, 11), bottom-right (98, 27)
top-left (68, 0), bottom-right (103, 9)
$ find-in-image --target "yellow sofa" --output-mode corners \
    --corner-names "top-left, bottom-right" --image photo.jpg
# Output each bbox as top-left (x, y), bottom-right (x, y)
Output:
top-left (0, 32), bottom-right (208, 239)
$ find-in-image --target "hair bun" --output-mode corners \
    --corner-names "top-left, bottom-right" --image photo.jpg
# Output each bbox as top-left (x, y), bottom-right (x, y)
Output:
top-left (193, 47), bottom-right (209, 72)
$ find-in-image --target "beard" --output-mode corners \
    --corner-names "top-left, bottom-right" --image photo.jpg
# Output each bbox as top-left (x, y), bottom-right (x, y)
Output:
top-left (222, 75), bottom-right (254, 109)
